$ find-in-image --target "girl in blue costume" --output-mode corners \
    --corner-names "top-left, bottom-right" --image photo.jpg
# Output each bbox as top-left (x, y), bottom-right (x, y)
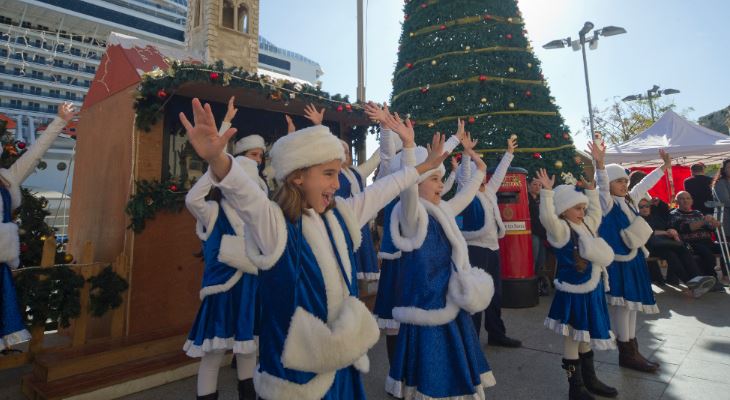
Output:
top-left (385, 117), bottom-right (496, 400)
top-left (178, 98), bottom-right (448, 400)
top-left (536, 168), bottom-right (618, 400)
top-left (1, 102), bottom-right (76, 353)
top-left (592, 142), bottom-right (672, 373)
top-left (184, 97), bottom-right (264, 400)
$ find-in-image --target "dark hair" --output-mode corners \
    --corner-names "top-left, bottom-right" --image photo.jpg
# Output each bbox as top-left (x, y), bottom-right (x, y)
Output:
top-left (628, 170), bottom-right (647, 191)
top-left (691, 163), bottom-right (705, 173)
top-left (713, 159), bottom-right (730, 187)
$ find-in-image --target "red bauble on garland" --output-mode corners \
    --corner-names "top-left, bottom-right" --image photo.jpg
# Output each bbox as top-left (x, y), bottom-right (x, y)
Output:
top-left (209, 72), bottom-right (219, 80)
top-left (20, 243), bottom-right (28, 253)
top-left (506, 33), bottom-right (513, 40)
top-left (157, 89), bottom-right (167, 99)
top-left (345, 104), bottom-right (352, 112)
top-left (16, 141), bottom-right (26, 150)
top-left (533, 152), bottom-right (542, 159)
top-left (524, 90), bottom-right (532, 97)
top-left (468, 116), bottom-right (476, 124)
top-left (544, 133), bottom-right (552, 139)
top-left (336, 105), bottom-right (344, 112)
top-left (169, 184), bottom-right (178, 192)
top-left (484, 14), bottom-right (493, 21)
top-left (420, 87), bottom-right (429, 94)
top-left (406, 63), bottom-right (414, 69)
top-left (440, 25), bottom-right (446, 31)
top-left (478, 75), bottom-right (488, 82)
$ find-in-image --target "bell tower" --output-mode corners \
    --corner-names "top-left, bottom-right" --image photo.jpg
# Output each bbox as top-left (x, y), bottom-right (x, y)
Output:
top-left (186, 0), bottom-right (260, 72)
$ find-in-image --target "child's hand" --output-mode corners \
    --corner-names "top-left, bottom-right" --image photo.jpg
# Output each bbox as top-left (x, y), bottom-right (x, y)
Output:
top-left (223, 96), bottom-right (238, 123)
top-left (179, 98), bottom-right (236, 162)
top-left (455, 118), bottom-right (467, 143)
top-left (417, 133), bottom-right (449, 174)
top-left (363, 101), bottom-right (390, 123)
top-left (507, 136), bottom-right (517, 154)
top-left (285, 114), bottom-right (296, 134)
top-left (58, 102), bottom-right (77, 122)
top-left (587, 141), bottom-right (606, 169)
top-left (461, 131), bottom-right (478, 153)
top-left (381, 112), bottom-right (415, 148)
top-left (450, 156), bottom-right (458, 171)
top-left (659, 149), bottom-right (672, 171)
top-left (304, 104), bottom-right (325, 125)
top-left (536, 168), bottom-right (555, 190)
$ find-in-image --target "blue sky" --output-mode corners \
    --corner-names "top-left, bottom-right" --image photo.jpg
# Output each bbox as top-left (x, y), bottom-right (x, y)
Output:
top-left (260, 0), bottom-right (730, 155)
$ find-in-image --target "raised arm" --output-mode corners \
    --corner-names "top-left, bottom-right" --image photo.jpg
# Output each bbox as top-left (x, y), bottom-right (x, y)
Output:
top-left (354, 147), bottom-right (381, 180)
top-left (485, 136), bottom-right (517, 194)
top-left (589, 141), bottom-right (613, 215)
top-left (628, 150), bottom-right (670, 203)
top-left (448, 132), bottom-right (487, 215)
top-left (582, 179), bottom-right (602, 233)
top-left (185, 172), bottom-right (218, 239)
top-left (442, 167), bottom-right (456, 195)
top-left (9, 102), bottom-right (76, 184)
top-left (535, 169), bottom-right (570, 246)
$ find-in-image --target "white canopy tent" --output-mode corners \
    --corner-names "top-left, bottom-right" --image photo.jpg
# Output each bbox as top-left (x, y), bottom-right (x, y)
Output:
top-left (605, 110), bottom-right (730, 166)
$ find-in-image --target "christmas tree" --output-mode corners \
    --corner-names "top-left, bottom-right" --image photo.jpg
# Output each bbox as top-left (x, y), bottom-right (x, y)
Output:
top-left (391, 0), bottom-right (583, 181)
top-left (1, 119), bottom-right (67, 267)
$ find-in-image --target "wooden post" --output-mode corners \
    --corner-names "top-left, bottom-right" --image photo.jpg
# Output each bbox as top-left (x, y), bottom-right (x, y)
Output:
top-left (110, 253), bottom-right (129, 338)
top-left (28, 235), bottom-right (59, 355)
top-left (72, 241), bottom-right (95, 347)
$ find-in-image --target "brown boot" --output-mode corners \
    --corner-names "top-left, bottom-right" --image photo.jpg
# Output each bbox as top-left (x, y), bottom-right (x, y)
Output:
top-left (631, 338), bottom-right (660, 368)
top-left (617, 340), bottom-right (658, 373)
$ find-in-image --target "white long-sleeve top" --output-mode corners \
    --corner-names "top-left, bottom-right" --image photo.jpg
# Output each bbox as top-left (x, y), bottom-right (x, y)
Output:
top-left (457, 152), bottom-right (514, 250)
top-left (595, 166), bottom-right (664, 217)
top-left (342, 148), bottom-right (381, 195)
top-left (442, 170), bottom-right (456, 195)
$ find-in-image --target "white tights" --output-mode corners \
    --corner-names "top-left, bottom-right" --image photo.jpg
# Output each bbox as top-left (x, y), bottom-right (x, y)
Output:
top-left (197, 351), bottom-right (258, 396)
top-left (564, 337), bottom-right (592, 360)
top-left (610, 306), bottom-right (637, 342)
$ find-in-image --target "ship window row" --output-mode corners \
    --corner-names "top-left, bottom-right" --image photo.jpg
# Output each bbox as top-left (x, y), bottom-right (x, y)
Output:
top-left (0, 64), bottom-right (92, 90)
top-left (0, 48), bottom-right (96, 74)
top-left (0, 16), bottom-right (106, 48)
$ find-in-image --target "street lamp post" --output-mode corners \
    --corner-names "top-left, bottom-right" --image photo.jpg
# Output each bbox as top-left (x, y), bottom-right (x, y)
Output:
top-left (543, 22), bottom-right (627, 141)
top-left (622, 86), bottom-right (681, 122)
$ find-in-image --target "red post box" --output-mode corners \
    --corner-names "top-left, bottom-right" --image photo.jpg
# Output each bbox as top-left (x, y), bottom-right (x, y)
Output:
top-left (494, 167), bottom-right (538, 308)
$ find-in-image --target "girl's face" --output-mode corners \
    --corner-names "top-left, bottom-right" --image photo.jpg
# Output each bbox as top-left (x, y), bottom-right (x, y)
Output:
top-left (244, 148), bottom-right (265, 165)
top-left (561, 203), bottom-right (587, 224)
top-left (529, 179), bottom-right (542, 196)
top-left (293, 159), bottom-right (342, 214)
top-left (419, 172), bottom-right (445, 205)
top-left (638, 199), bottom-right (651, 217)
top-left (610, 178), bottom-right (629, 197)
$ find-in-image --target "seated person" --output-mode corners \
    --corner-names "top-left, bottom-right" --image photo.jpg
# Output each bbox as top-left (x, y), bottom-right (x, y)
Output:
top-left (639, 197), bottom-right (716, 298)
top-left (669, 191), bottom-right (727, 291)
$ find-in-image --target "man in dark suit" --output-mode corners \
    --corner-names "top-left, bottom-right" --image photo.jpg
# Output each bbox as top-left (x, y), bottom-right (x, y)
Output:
top-left (684, 163), bottom-right (714, 215)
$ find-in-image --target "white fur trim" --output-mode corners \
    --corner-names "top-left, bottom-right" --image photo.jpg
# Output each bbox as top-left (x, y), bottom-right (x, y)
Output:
top-left (392, 298), bottom-right (461, 326)
top-left (447, 266), bottom-right (495, 313)
top-left (270, 125), bottom-right (345, 182)
top-left (353, 355), bottom-right (370, 373)
top-left (0, 222), bottom-right (20, 269)
top-left (183, 336), bottom-right (257, 357)
top-left (234, 134), bottom-right (266, 155)
top-left (0, 169), bottom-right (21, 211)
top-left (357, 272), bottom-right (380, 281)
top-left (606, 297), bottom-right (660, 314)
top-left (217, 201), bottom-right (258, 274)
top-left (385, 371), bottom-right (495, 399)
top-left (612, 248), bottom-right (639, 262)
top-left (553, 185), bottom-right (589, 216)
top-left (194, 201), bottom-right (219, 241)
top-left (198, 270), bottom-right (244, 300)
top-left (378, 251), bottom-right (402, 260)
top-left (606, 164), bottom-right (629, 182)
top-left (389, 201), bottom-right (429, 252)
top-left (235, 155), bottom-right (268, 193)
top-left (324, 210), bottom-right (354, 285)
top-left (334, 198), bottom-right (362, 251)
top-left (281, 296), bottom-right (379, 373)
top-left (544, 318), bottom-right (617, 350)
top-left (1, 329), bottom-right (31, 350)
top-left (341, 168), bottom-right (363, 195)
top-left (254, 368), bottom-right (336, 400)
top-left (376, 318), bottom-right (400, 330)
top-left (244, 202), bottom-right (288, 270)
top-left (553, 264), bottom-right (604, 294)
top-left (620, 216), bottom-right (653, 249)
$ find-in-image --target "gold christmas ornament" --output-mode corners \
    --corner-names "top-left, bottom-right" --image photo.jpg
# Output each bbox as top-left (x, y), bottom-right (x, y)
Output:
top-left (527, 63), bottom-right (533, 68)
top-left (431, 60), bottom-right (437, 65)
top-left (64, 253), bottom-right (74, 263)
top-left (428, 122), bottom-right (435, 128)
top-left (509, 102), bottom-right (515, 108)
top-left (507, 17), bottom-right (513, 23)
top-left (465, 46), bottom-right (471, 51)
top-left (481, 97), bottom-right (488, 103)
top-left (508, 67), bottom-right (515, 73)
top-left (555, 160), bottom-right (564, 169)
top-left (409, 32), bottom-right (415, 37)
top-left (446, 96), bottom-right (454, 102)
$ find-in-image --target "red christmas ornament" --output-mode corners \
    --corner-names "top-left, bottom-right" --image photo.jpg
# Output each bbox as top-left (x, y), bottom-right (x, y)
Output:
top-left (209, 72), bottom-right (219, 80)
top-left (524, 90), bottom-right (532, 97)
top-left (20, 243), bottom-right (28, 253)
top-left (406, 63), bottom-right (414, 69)
top-left (420, 3), bottom-right (427, 8)
top-left (440, 25), bottom-right (446, 31)
top-left (157, 89), bottom-right (167, 99)
top-left (420, 87), bottom-right (429, 93)
top-left (478, 75), bottom-right (488, 82)
top-left (404, 14), bottom-right (409, 21)
top-left (169, 184), bottom-right (178, 192)
top-left (544, 133), bottom-right (552, 139)
top-left (337, 105), bottom-right (344, 112)
top-left (16, 141), bottom-right (26, 150)
top-left (506, 33), bottom-right (513, 39)
top-left (533, 152), bottom-right (542, 159)
top-left (468, 116), bottom-right (476, 124)
top-left (563, 133), bottom-right (571, 140)
top-left (484, 14), bottom-right (493, 21)
top-left (345, 104), bottom-right (352, 112)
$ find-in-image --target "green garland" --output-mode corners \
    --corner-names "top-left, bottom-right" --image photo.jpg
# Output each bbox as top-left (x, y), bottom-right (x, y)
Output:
top-left (125, 179), bottom-right (186, 233)
top-left (14, 265), bottom-right (84, 329)
top-left (88, 266), bottom-right (130, 317)
top-left (134, 60), bottom-right (366, 132)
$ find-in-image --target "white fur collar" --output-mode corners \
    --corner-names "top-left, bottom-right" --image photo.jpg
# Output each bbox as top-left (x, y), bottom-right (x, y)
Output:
top-left (0, 222), bottom-right (20, 268)
top-left (194, 201), bottom-right (219, 241)
top-left (334, 198), bottom-right (362, 251)
top-left (243, 201), bottom-right (288, 270)
top-left (0, 169), bottom-right (21, 213)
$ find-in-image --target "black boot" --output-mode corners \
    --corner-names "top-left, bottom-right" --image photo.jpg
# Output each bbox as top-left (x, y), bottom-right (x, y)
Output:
top-left (562, 359), bottom-right (594, 400)
top-left (579, 351), bottom-right (618, 397)
top-left (197, 392), bottom-right (218, 400)
top-left (238, 378), bottom-right (256, 400)
top-left (386, 334), bottom-right (397, 365)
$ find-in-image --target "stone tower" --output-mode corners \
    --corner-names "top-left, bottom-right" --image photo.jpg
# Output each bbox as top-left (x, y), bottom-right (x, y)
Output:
top-left (186, 0), bottom-right (260, 72)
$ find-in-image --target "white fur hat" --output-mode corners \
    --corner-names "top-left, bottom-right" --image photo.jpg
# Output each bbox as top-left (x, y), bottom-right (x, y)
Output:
top-left (234, 134), bottom-right (266, 156)
top-left (553, 184), bottom-right (589, 216)
top-left (414, 146), bottom-right (444, 183)
top-left (606, 164), bottom-right (629, 182)
top-left (269, 125), bottom-right (345, 182)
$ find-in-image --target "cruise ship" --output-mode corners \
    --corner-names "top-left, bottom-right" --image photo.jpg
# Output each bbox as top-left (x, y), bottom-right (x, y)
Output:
top-left (0, 0), bottom-right (323, 235)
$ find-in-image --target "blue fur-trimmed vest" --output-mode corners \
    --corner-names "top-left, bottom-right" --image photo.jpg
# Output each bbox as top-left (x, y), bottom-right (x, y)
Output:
top-left (336, 168), bottom-right (364, 198)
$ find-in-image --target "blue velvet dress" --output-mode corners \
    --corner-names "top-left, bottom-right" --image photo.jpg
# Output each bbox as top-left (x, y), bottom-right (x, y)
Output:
top-left (599, 202), bottom-right (658, 313)
top-left (336, 169), bottom-right (379, 280)
top-left (373, 199), bottom-right (401, 329)
top-left (545, 234), bottom-right (615, 350)
top-left (387, 216), bottom-right (495, 399)
top-left (0, 187), bottom-right (31, 350)
top-left (184, 205), bottom-right (259, 357)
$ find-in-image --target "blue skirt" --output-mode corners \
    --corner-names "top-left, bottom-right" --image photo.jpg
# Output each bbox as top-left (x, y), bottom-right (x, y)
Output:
top-left (355, 225), bottom-right (379, 280)
top-left (606, 251), bottom-right (659, 313)
top-left (184, 272), bottom-right (259, 357)
top-left (545, 279), bottom-right (616, 350)
top-left (373, 258), bottom-right (401, 329)
top-left (322, 366), bottom-right (367, 400)
top-left (1, 263), bottom-right (31, 350)
top-left (387, 311), bottom-right (495, 399)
